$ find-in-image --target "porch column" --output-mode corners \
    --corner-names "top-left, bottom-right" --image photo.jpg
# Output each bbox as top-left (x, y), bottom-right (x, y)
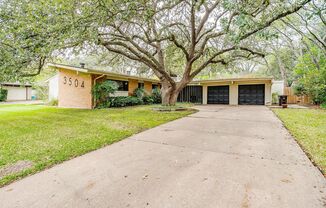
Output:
top-left (202, 85), bottom-right (207, 104)
top-left (229, 83), bottom-right (238, 105)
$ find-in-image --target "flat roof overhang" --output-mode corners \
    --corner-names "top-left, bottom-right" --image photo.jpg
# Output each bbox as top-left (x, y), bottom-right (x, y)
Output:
top-left (189, 77), bottom-right (273, 85)
top-left (0, 83), bottom-right (32, 87)
top-left (48, 63), bottom-right (160, 83)
top-left (48, 63), bottom-right (273, 85)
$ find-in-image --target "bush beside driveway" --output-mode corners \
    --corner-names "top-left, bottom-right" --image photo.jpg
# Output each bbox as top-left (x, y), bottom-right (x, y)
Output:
top-left (0, 104), bottom-right (195, 187)
top-left (272, 108), bottom-right (326, 176)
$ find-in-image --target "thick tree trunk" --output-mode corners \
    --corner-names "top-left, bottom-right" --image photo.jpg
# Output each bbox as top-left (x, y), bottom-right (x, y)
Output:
top-left (161, 91), bottom-right (179, 106)
top-left (160, 78), bottom-right (190, 106)
top-left (161, 81), bottom-right (179, 105)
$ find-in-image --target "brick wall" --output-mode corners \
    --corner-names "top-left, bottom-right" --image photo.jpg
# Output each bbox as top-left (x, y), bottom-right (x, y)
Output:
top-left (128, 79), bottom-right (138, 96)
top-left (144, 81), bottom-right (152, 94)
top-left (58, 69), bottom-right (93, 109)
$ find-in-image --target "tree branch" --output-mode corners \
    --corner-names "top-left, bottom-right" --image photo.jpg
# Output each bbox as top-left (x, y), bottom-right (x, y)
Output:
top-left (239, 0), bottom-right (312, 40)
top-left (22, 56), bottom-right (46, 77)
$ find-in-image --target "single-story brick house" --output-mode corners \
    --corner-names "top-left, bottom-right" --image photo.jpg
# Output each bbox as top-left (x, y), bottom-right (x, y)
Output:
top-left (48, 63), bottom-right (273, 109)
top-left (48, 63), bottom-right (160, 109)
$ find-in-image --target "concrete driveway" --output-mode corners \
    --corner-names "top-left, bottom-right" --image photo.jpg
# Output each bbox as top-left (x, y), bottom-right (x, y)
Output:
top-left (0, 105), bottom-right (325, 208)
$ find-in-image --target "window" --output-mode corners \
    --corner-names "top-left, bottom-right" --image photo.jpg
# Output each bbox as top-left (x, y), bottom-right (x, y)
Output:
top-left (152, 84), bottom-right (159, 89)
top-left (138, 83), bottom-right (144, 89)
top-left (108, 79), bottom-right (128, 91)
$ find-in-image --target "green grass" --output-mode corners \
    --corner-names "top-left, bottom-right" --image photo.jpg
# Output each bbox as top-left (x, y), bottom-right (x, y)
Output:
top-left (0, 104), bottom-right (195, 187)
top-left (321, 103), bottom-right (326, 109)
top-left (272, 108), bottom-right (326, 175)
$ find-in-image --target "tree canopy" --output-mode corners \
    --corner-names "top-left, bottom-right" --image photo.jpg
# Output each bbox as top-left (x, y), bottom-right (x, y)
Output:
top-left (0, 0), bottom-right (318, 104)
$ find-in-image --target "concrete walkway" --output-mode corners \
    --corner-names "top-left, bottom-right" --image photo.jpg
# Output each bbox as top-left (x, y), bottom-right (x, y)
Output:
top-left (0, 105), bottom-right (325, 208)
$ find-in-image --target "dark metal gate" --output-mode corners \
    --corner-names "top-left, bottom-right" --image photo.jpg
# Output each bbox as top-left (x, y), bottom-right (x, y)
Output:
top-left (177, 86), bottom-right (203, 104)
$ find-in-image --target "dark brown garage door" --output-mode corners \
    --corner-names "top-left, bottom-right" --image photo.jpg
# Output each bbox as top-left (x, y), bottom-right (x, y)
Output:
top-left (207, 86), bottom-right (229, 104)
top-left (238, 84), bottom-right (265, 105)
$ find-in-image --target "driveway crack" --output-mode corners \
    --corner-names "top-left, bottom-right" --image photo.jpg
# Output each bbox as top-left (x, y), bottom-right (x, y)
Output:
top-left (129, 138), bottom-right (311, 168)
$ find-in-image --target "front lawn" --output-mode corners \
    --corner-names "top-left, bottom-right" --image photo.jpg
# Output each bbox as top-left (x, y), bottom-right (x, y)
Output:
top-left (272, 108), bottom-right (326, 176)
top-left (0, 104), bottom-right (195, 187)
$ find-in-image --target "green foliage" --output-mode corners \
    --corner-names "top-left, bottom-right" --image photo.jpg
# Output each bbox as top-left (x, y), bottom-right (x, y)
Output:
top-left (0, 0), bottom-right (94, 81)
top-left (151, 88), bottom-right (162, 104)
top-left (294, 46), bottom-right (326, 104)
top-left (273, 108), bottom-right (326, 175)
top-left (321, 103), bottom-right (326, 109)
top-left (0, 88), bottom-right (8, 101)
top-left (293, 82), bottom-right (306, 96)
top-left (96, 87), bottom-right (161, 108)
top-left (133, 87), bottom-right (145, 99)
top-left (109, 96), bottom-right (143, 107)
top-left (143, 95), bottom-right (154, 104)
top-left (141, 88), bottom-right (162, 105)
top-left (257, 47), bottom-right (297, 85)
top-left (92, 80), bottom-right (118, 107)
top-left (272, 92), bottom-right (279, 104)
top-left (0, 0), bottom-right (312, 83)
top-left (48, 99), bottom-right (58, 106)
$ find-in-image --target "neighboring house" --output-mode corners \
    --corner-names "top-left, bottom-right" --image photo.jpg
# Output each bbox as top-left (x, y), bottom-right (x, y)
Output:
top-left (48, 63), bottom-right (273, 109)
top-left (0, 82), bottom-right (33, 101)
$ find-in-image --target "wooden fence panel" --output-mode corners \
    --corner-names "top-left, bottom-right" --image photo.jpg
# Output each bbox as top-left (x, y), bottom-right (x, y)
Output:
top-left (283, 87), bottom-right (311, 104)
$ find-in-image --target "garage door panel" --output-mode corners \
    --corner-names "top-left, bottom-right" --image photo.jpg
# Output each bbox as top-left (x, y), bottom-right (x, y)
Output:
top-left (207, 86), bottom-right (229, 104)
top-left (238, 84), bottom-right (265, 105)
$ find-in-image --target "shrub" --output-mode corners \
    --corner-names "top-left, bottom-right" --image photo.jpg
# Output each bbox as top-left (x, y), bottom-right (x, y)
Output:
top-left (92, 80), bottom-right (118, 108)
top-left (48, 99), bottom-right (58, 106)
top-left (321, 103), bottom-right (326, 109)
top-left (143, 95), bottom-right (154, 104)
top-left (133, 87), bottom-right (145, 98)
top-left (0, 88), bottom-right (8, 101)
top-left (272, 92), bottom-right (279, 104)
top-left (110, 96), bottom-right (143, 107)
top-left (152, 88), bottom-right (162, 104)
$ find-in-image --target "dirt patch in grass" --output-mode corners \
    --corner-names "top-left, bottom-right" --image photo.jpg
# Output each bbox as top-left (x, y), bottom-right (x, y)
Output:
top-left (0, 161), bottom-right (33, 180)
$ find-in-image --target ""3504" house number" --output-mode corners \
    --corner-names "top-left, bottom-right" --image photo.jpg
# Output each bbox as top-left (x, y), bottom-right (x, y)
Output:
top-left (63, 76), bottom-right (85, 88)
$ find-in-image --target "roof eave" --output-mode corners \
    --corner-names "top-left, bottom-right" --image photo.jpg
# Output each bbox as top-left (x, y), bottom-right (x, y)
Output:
top-left (48, 63), bottom-right (160, 83)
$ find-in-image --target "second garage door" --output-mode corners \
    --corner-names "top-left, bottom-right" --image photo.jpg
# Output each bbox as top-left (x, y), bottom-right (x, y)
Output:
top-left (238, 84), bottom-right (265, 105)
top-left (207, 86), bottom-right (229, 104)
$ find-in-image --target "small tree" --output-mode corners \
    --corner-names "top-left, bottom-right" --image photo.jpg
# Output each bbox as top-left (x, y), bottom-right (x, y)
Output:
top-left (92, 80), bottom-right (118, 108)
top-left (294, 45), bottom-right (326, 104)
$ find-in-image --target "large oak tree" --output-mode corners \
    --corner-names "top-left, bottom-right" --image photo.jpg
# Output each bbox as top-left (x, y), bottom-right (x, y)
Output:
top-left (0, 0), bottom-right (312, 105)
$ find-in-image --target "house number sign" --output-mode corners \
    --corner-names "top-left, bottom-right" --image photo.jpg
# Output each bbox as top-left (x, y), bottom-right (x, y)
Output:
top-left (63, 76), bottom-right (85, 88)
